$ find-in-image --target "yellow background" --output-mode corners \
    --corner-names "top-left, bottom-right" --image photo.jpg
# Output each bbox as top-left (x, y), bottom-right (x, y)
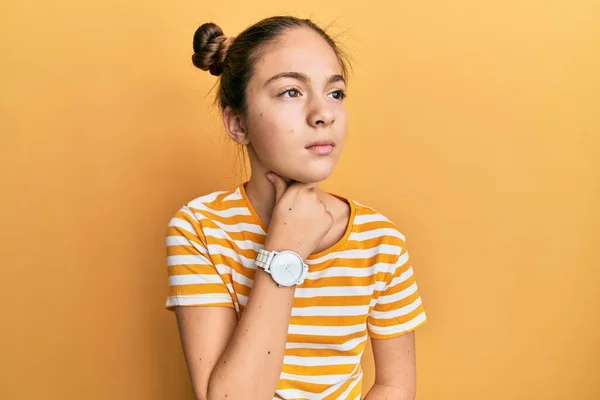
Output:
top-left (2, 1), bottom-right (599, 399)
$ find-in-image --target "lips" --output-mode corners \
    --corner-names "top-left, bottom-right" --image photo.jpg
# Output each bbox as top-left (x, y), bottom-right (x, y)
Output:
top-left (305, 139), bottom-right (335, 155)
top-left (305, 139), bottom-right (335, 148)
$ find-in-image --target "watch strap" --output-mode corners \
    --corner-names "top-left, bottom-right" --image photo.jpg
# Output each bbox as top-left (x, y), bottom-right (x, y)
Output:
top-left (255, 248), bottom-right (277, 273)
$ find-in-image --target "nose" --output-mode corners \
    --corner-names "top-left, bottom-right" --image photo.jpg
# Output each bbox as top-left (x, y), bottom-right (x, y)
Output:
top-left (306, 96), bottom-right (335, 128)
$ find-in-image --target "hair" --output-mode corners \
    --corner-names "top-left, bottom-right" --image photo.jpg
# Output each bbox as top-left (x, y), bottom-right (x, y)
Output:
top-left (191, 16), bottom-right (351, 114)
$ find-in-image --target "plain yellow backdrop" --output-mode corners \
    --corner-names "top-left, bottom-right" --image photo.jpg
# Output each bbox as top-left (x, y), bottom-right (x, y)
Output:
top-left (1, 0), bottom-right (599, 399)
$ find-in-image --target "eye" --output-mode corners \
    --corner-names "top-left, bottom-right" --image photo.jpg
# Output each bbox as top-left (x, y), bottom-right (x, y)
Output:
top-left (328, 90), bottom-right (346, 100)
top-left (279, 88), bottom-right (301, 98)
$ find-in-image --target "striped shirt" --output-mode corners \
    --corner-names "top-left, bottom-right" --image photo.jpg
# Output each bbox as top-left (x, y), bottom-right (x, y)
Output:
top-left (165, 183), bottom-right (427, 399)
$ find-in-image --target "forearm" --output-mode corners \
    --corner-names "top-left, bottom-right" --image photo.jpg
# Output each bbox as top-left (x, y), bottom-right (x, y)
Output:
top-left (364, 383), bottom-right (415, 400)
top-left (207, 269), bottom-right (294, 400)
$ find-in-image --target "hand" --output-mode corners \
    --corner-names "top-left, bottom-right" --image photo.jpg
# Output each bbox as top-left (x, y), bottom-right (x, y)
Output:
top-left (264, 173), bottom-right (333, 260)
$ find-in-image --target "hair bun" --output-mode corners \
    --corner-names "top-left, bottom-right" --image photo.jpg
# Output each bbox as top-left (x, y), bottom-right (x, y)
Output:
top-left (192, 22), bottom-right (234, 76)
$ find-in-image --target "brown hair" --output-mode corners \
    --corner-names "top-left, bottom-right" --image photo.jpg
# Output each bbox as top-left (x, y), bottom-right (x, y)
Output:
top-left (191, 16), bottom-right (351, 114)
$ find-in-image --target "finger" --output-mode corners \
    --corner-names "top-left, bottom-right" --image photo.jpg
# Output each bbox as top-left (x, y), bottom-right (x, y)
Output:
top-left (266, 172), bottom-right (289, 203)
top-left (296, 181), bottom-right (317, 191)
top-left (322, 205), bottom-right (334, 224)
top-left (319, 199), bottom-right (330, 212)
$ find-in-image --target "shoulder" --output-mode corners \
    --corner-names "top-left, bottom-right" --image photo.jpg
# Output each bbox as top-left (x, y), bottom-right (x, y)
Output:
top-left (167, 185), bottom-right (242, 234)
top-left (185, 186), bottom-right (242, 213)
top-left (350, 199), bottom-right (408, 254)
top-left (171, 185), bottom-right (242, 218)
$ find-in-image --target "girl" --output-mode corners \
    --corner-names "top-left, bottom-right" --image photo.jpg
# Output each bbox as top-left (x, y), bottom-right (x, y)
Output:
top-left (165, 16), bottom-right (427, 400)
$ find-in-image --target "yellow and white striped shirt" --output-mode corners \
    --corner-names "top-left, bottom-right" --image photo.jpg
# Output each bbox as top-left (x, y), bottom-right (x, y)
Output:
top-left (165, 183), bottom-right (427, 399)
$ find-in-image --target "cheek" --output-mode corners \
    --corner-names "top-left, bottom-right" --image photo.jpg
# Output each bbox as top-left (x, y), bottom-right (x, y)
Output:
top-left (334, 109), bottom-right (348, 139)
top-left (247, 112), bottom-right (296, 163)
top-left (249, 107), bottom-right (299, 145)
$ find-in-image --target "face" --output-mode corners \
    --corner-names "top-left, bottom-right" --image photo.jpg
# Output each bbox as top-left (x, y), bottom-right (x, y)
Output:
top-left (239, 27), bottom-right (348, 183)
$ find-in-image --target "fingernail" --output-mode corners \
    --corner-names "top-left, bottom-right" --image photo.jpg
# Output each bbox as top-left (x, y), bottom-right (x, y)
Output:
top-left (266, 173), bottom-right (274, 182)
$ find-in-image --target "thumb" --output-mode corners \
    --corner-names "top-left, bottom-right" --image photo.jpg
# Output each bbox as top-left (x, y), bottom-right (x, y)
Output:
top-left (266, 172), bottom-right (288, 203)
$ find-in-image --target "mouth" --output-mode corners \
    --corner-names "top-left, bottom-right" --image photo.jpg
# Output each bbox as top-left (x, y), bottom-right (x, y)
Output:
top-left (305, 139), bottom-right (336, 155)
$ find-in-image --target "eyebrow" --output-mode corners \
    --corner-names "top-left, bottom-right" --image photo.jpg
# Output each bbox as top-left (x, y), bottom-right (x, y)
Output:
top-left (263, 72), bottom-right (345, 87)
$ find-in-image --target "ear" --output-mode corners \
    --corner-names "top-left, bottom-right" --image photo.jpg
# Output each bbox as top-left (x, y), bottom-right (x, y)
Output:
top-left (223, 106), bottom-right (249, 145)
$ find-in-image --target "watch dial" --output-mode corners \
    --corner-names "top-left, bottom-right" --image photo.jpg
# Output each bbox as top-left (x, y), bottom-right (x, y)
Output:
top-left (271, 252), bottom-right (303, 286)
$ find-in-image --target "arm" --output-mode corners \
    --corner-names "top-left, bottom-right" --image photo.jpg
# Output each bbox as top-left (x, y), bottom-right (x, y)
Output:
top-left (175, 306), bottom-right (237, 399)
top-left (172, 175), bottom-right (333, 400)
top-left (363, 332), bottom-right (416, 400)
top-left (365, 232), bottom-right (426, 400)
top-left (176, 269), bottom-right (296, 400)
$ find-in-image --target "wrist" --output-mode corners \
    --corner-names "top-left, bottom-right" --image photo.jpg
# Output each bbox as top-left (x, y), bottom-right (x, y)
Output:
top-left (255, 248), bottom-right (309, 287)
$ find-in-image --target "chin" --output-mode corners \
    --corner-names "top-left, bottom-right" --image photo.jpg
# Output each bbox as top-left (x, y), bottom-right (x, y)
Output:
top-left (288, 166), bottom-right (335, 184)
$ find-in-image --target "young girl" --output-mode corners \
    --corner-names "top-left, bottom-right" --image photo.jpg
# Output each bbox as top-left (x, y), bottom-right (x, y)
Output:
top-left (165, 16), bottom-right (427, 400)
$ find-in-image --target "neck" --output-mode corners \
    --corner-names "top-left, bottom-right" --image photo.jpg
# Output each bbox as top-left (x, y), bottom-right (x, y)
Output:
top-left (244, 174), bottom-right (277, 227)
top-left (243, 146), bottom-right (324, 227)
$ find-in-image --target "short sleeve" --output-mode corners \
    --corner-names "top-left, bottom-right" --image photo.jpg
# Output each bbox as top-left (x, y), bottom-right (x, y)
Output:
top-left (164, 205), bottom-right (234, 310)
top-left (368, 242), bottom-right (427, 339)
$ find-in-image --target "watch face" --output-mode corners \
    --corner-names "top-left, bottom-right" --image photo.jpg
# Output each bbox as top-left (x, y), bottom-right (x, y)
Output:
top-left (270, 251), bottom-right (304, 286)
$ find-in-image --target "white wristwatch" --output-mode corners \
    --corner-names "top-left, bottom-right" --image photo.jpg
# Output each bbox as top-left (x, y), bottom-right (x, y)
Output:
top-left (255, 248), bottom-right (309, 287)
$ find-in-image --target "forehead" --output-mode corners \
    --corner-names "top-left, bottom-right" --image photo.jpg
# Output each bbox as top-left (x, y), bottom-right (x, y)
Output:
top-left (251, 27), bottom-right (342, 83)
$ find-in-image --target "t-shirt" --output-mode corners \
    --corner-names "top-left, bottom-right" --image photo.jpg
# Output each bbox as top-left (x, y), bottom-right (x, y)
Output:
top-left (165, 183), bottom-right (427, 400)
